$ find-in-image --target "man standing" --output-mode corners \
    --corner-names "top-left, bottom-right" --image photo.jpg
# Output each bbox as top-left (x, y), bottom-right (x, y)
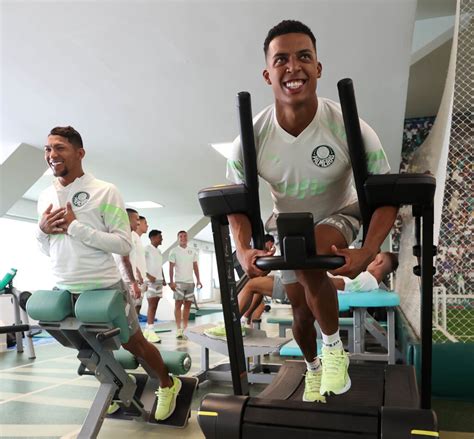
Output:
top-left (169, 231), bottom-right (202, 339)
top-left (37, 126), bottom-right (181, 421)
top-left (134, 214), bottom-right (149, 316)
top-left (227, 21), bottom-right (396, 402)
top-left (144, 229), bottom-right (166, 343)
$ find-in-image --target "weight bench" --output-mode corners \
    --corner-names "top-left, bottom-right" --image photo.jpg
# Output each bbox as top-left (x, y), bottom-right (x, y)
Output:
top-left (272, 289), bottom-right (400, 364)
top-left (0, 268), bottom-right (37, 359)
top-left (26, 289), bottom-right (197, 438)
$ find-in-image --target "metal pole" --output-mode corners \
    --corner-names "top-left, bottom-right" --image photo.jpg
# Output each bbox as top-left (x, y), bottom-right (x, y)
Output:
top-left (237, 92), bottom-right (264, 250)
top-left (211, 216), bottom-right (249, 395)
top-left (337, 79), bottom-right (372, 241)
top-left (420, 203), bottom-right (434, 409)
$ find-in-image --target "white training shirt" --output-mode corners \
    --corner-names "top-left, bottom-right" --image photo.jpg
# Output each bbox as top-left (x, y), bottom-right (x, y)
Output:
top-left (113, 230), bottom-right (141, 283)
top-left (134, 231), bottom-right (147, 278)
top-left (145, 244), bottom-right (164, 281)
top-left (36, 173), bottom-right (132, 291)
top-left (339, 271), bottom-right (380, 292)
top-left (226, 97), bottom-right (391, 222)
top-left (168, 245), bottom-right (198, 283)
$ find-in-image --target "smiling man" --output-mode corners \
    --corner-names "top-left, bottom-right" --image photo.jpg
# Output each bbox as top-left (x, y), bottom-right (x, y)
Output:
top-left (227, 20), bottom-right (397, 403)
top-left (36, 126), bottom-right (182, 421)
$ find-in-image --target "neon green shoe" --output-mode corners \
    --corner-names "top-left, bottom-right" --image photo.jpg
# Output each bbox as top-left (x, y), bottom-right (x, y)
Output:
top-left (154, 376), bottom-right (182, 421)
top-left (176, 328), bottom-right (184, 339)
top-left (204, 324), bottom-right (246, 339)
top-left (319, 347), bottom-right (351, 396)
top-left (107, 374), bottom-right (137, 415)
top-left (145, 329), bottom-right (161, 343)
top-left (303, 369), bottom-right (326, 403)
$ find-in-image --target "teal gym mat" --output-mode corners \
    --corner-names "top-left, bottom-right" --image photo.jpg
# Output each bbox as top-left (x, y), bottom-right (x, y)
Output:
top-left (194, 308), bottom-right (222, 317)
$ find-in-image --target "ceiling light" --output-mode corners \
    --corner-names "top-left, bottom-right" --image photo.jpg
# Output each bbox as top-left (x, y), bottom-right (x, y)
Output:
top-left (210, 142), bottom-right (233, 159)
top-left (126, 201), bottom-right (163, 209)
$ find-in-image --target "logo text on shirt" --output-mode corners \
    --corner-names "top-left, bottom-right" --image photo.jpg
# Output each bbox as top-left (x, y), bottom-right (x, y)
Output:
top-left (72, 191), bottom-right (90, 207)
top-left (311, 145), bottom-right (335, 168)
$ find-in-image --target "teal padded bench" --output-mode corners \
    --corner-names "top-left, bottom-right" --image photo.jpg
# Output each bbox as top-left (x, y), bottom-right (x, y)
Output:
top-left (272, 289), bottom-right (400, 364)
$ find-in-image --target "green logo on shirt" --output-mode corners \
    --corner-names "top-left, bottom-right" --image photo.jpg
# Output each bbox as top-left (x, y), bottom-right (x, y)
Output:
top-left (311, 145), bottom-right (335, 168)
top-left (72, 191), bottom-right (90, 207)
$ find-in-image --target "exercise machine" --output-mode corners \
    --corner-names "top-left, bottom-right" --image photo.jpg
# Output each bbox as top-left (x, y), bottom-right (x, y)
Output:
top-left (196, 80), bottom-right (438, 438)
top-left (0, 268), bottom-right (38, 358)
top-left (2, 288), bottom-right (197, 438)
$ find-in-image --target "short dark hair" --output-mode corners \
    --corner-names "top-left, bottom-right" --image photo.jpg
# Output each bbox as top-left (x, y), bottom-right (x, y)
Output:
top-left (263, 20), bottom-right (317, 57)
top-left (139, 215), bottom-right (146, 220)
top-left (126, 208), bottom-right (138, 216)
top-left (264, 234), bottom-right (275, 243)
top-left (49, 126), bottom-right (83, 148)
top-left (149, 229), bottom-right (162, 239)
top-left (386, 252), bottom-right (399, 272)
top-left (177, 230), bottom-right (187, 236)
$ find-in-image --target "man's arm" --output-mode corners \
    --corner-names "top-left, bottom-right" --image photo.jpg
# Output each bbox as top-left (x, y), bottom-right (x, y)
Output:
top-left (162, 269), bottom-right (167, 285)
top-left (330, 277), bottom-right (346, 291)
top-left (36, 203), bottom-right (67, 256)
top-left (331, 205), bottom-right (398, 278)
top-left (193, 261), bottom-right (202, 288)
top-left (120, 255), bottom-right (141, 299)
top-left (169, 261), bottom-right (176, 291)
top-left (228, 213), bottom-right (274, 278)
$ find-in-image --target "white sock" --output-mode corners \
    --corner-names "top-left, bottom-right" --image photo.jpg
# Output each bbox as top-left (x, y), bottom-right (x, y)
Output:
top-left (321, 330), bottom-right (343, 350)
top-left (147, 324), bottom-right (154, 330)
top-left (305, 357), bottom-right (321, 372)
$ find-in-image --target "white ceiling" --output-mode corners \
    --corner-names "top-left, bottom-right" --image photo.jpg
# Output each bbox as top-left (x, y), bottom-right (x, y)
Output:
top-left (1, 0), bottom-right (455, 246)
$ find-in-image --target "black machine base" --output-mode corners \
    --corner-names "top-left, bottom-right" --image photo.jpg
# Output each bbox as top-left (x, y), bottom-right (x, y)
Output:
top-left (198, 362), bottom-right (437, 439)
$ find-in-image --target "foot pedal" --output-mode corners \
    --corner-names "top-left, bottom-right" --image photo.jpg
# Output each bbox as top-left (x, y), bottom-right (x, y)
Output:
top-left (149, 377), bottom-right (198, 428)
top-left (107, 373), bottom-right (147, 419)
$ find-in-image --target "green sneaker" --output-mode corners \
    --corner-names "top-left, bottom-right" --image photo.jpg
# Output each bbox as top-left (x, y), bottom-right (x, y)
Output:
top-left (204, 324), bottom-right (246, 339)
top-left (154, 376), bottom-right (182, 421)
top-left (303, 369), bottom-right (326, 403)
top-left (145, 329), bottom-right (161, 343)
top-left (319, 347), bottom-right (351, 396)
top-left (107, 374), bottom-right (137, 415)
top-left (176, 329), bottom-right (184, 339)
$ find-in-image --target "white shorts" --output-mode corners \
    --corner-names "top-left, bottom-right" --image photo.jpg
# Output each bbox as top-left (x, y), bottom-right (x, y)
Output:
top-left (174, 282), bottom-right (195, 301)
top-left (265, 202), bottom-right (361, 285)
top-left (146, 280), bottom-right (163, 299)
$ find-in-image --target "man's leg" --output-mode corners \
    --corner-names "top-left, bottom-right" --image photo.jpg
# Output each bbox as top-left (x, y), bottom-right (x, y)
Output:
top-left (144, 290), bottom-right (161, 343)
top-left (123, 331), bottom-right (172, 386)
top-left (174, 300), bottom-right (183, 331)
top-left (296, 224), bottom-right (350, 396)
top-left (284, 281), bottom-right (324, 403)
top-left (120, 286), bottom-right (180, 421)
top-left (182, 300), bottom-right (192, 330)
top-left (249, 300), bottom-right (266, 322)
top-left (238, 276), bottom-right (274, 316)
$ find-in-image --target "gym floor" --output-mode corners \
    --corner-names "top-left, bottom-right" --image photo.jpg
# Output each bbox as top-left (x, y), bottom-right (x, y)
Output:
top-left (1, 307), bottom-right (473, 439)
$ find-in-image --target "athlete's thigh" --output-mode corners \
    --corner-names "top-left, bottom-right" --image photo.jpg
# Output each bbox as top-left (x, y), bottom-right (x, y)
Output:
top-left (249, 276), bottom-right (274, 297)
top-left (314, 223), bottom-right (348, 254)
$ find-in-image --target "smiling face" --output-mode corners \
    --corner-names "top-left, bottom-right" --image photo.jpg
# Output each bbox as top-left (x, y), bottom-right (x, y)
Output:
top-left (263, 33), bottom-right (321, 109)
top-left (45, 135), bottom-right (85, 185)
top-left (178, 231), bottom-right (188, 247)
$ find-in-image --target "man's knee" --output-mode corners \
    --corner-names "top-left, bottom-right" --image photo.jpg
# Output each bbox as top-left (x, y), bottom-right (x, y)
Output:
top-left (123, 331), bottom-right (148, 357)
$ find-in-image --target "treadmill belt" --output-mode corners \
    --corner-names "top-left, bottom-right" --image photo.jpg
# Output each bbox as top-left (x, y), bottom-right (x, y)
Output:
top-left (260, 361), bottom-right (386, 407)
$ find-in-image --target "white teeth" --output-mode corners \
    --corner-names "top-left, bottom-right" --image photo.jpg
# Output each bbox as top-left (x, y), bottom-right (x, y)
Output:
top-left (285, 80), bottom-right (304, 89)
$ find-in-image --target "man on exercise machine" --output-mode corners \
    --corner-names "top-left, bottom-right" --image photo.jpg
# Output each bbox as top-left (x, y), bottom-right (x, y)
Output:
top-left (227, 20), bottom-right (397, 402)
top-left (36, 125), bottom-right (181, 421)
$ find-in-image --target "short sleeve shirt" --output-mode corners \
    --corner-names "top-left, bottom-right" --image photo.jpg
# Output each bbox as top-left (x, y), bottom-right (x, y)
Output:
top-left (226, 97), bottom-right (390, 222)
top-left (168, 245), bottom-right (198, 283)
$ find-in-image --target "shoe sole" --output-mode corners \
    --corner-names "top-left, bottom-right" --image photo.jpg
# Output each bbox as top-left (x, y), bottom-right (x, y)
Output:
top-left (302, 395), bottom-right (326, 403)
top-left (321, 376), bottom-right (352, 396)
top-left (156, 378), bottom-right (183, 421)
